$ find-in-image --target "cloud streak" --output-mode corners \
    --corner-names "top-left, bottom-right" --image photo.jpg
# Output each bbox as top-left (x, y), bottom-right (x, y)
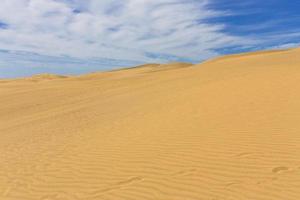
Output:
top-left (0, 0), bottom-right (298, 78)
top-left (0, 0), bottom-right (249, 62)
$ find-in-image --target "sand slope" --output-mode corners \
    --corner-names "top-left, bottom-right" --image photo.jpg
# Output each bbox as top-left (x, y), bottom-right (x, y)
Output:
top-left (1, 48), bottom-right (300, 199)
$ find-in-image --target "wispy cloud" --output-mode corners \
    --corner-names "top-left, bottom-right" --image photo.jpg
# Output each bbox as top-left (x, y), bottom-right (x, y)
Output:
top-left (0, 1), bottom-right (246, 66)
top-left (0, 0), bottom-right (299, 78)
top-left (0, 49), bottom-right (142, 78)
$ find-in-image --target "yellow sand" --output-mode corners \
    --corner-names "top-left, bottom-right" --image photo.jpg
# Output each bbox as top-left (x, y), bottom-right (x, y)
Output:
top-left (1, 48), bottom-right (300, 199)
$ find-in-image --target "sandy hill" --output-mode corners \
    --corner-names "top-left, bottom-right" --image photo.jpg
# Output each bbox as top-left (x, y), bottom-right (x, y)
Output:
top-left (0, 48), bottom-right (300, 200)
top-left (75, 62), bottom-right (193, 81)
top-left (28, 74), bottom-right (68, 80)
top-left (0, 74), bottom-right (68, 83)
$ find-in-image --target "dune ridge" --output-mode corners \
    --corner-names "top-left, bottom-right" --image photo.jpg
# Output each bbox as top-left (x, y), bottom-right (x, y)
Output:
top-left (0, 48), bottom-right (300, 200)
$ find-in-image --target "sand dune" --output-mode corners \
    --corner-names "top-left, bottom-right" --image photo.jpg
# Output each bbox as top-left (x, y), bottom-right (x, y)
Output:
top-left (1, 48), bottom-right (300, 200)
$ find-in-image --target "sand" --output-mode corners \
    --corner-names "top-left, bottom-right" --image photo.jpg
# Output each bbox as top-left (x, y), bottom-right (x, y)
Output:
top-left (0, 48), bottom-right (300, 199)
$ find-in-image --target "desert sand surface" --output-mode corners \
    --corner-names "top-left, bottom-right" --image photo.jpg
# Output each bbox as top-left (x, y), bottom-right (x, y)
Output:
top-left (1, 48), bottom-right (300, 200)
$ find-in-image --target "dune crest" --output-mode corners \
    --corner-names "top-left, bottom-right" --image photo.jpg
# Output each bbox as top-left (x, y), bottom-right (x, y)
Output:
top-left (75, 62), bottom-right (193, 81)
top-left (0, 48), bottom-right (300, 200)
top-left (26, 74), bottom-right (68, 81)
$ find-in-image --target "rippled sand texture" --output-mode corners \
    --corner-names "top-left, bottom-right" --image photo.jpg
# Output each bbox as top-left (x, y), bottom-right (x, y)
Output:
top-left (1, 49), bottom-right (300, 200)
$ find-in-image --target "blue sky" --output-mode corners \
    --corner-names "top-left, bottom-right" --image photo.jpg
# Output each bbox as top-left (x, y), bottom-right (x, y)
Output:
top-left (0, 0), bottom-right (299, 78)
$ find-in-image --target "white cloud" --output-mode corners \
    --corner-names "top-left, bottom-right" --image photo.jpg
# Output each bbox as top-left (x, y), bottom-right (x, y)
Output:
top-left (0, 0), bottom-right (253, 64)
top-left (269, 42), bottom-right (300, 50)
